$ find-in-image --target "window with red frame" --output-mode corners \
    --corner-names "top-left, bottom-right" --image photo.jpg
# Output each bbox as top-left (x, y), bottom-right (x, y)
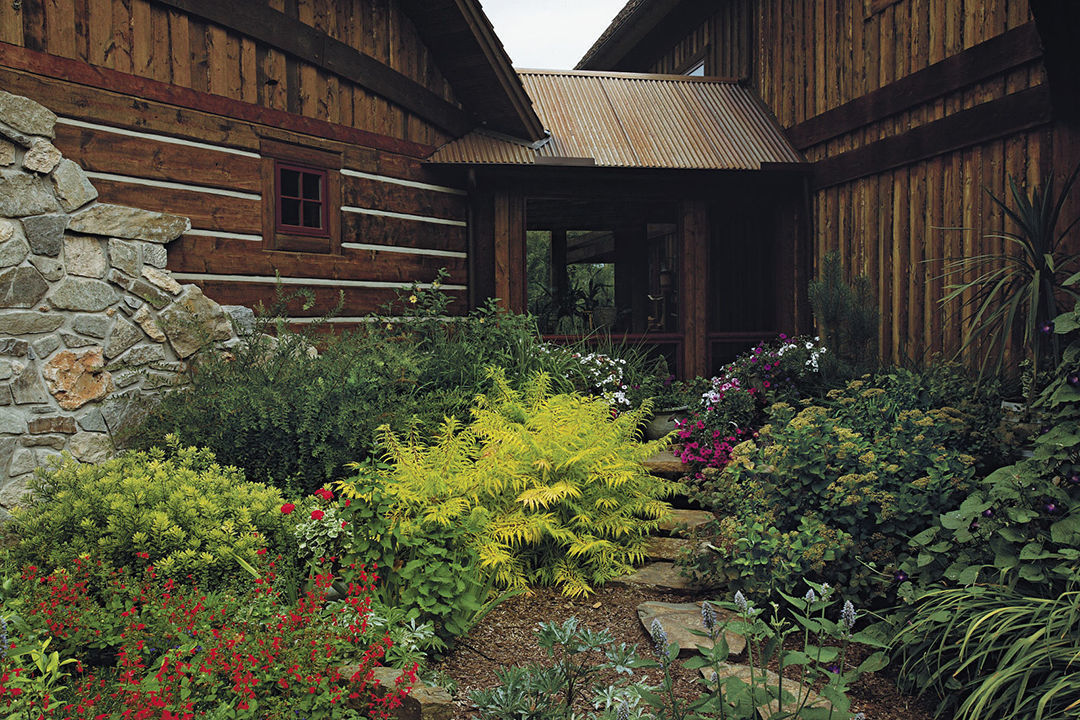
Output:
top-left (276, 163), bottom-right (328, 235)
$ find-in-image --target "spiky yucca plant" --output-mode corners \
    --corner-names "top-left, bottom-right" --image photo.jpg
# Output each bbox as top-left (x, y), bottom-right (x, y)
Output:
top-left (376, 371), bottom-right (680, 597)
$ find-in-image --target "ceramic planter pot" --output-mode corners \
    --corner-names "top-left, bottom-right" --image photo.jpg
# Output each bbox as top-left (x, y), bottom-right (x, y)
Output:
top-left (644, 406), bottom-right (688, 440)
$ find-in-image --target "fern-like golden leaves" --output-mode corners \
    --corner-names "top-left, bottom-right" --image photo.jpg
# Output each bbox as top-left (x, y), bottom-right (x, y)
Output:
top-left (374, 371), bottom-right (682, 597)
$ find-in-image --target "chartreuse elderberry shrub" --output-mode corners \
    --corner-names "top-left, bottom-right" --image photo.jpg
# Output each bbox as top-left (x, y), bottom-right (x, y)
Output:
top-left (343, 371), bottom-right (679, 601)
top-left (684, 366), bottom-right (992, 605)
top-left (12, 440), bottom-right (292, 588)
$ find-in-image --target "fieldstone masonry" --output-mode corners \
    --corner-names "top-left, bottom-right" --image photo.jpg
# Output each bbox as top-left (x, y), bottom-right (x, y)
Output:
top-left (0, 89), bottom-right (253, 518)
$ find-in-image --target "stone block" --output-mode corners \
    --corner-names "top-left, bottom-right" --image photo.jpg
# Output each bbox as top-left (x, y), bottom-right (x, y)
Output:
top-left (0, 471), bottom-right (33, 504)
top-left (0, 385), bottom-right (12, 405)
top-left (51, 159), bottom-right (98, 212)
top-left (31, 335), bottom-right (60, 358)
top-left (21, 434), bottom-right (66, 449)
top-left (100, 390), bottom-right (158, 439)
top-left (104, 316), bottom-right (142, 359)
top-left (111, 369), bottom-right (141, 388)
top-left (0, 312), bottom-right (63, 335)
top-left (68, 203), bottom-right (189, 243)
top-left (72, 314), bottom-right (110, 339)
top-left (108, 238), bottom-right (140, 276)
top-left (21, 213), bottom-right (68, 256)
top-left (0, 407), bottom-right (25, 434)
top-left (224, 305), bottom-right (256, 336)
top-left (0, 120), bottom-right (34, 149)
top-left (658, 509), bottom-right (715, 537)
top-left (0, 435), bottom-right (15, 470)
top-left (637, 601), bottom-right (745, 659)
top-left (11, 363), bottom-right (49, 404)
top-left (0, 359), bottom-right (16, 380)
top-left (111, 343), bottom-right (166, 368)
top-left (27, 416), bottom-right (77, 434)
top-left (60, 332), bottom-right (97, 348)
top-left (68, 431), bottom-right (111, 463)
top-left (0, 90), bottom-right (57, 138)
top-left (0, 169), bottom-right (61, 217)
top-left (610, 562), bottom-right (699, 591)
top-left (141, 266), bottom-right (182, 295)
top-left (0, 265), bottom-right (48, 307)
top-left (141, 242), bottom-right (167, 268)
top-left (702, 663), bottom-right (832, 720)
top-left (49, 277), bottom-right (117, 311)
top-left (159, 285), bottom-right (233, 358)
top-left (351, 667), bottom-right (453, 720)
top-left (22, 139), bottom-right (61, 174)
top-left (0, 339), bottom-right (29, 356)
top-left (29, 255), bottom-right (64, 281)
top-left (0, 139), bottom-right (15, 166)
top-left (133, 305), bottom-right (166, 342)
top-left (64, 234), bottom-right (108, 278)
top-left (0, 219), bottom-right (29, 267)
top-left (42, 348), bottom-right (114, 410)
top-left (130, 279), bottom-right (171, 309)
top-left (76, 407), bottom-right (107, 432)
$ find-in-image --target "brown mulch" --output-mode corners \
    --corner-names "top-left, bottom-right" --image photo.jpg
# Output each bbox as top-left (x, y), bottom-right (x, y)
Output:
top-left (434, 585), bottom-right (938, 720)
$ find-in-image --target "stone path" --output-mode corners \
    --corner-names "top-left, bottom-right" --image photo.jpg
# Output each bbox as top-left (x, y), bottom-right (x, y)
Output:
top-left (636, 600), bottom-right (746, 658)
top-left (702, 663), bottom-right (832, 720)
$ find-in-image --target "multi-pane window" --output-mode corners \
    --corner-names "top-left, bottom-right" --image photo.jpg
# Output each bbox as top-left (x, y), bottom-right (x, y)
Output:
top-left (276, 163), bottom-right (328, 236)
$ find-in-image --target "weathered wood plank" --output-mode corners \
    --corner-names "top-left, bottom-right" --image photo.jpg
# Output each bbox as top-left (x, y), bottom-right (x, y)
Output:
top-left (341, 212), bottom-right (466, 253)
top-left (341, 175), bottom-right (465, 221)
top-left (91, 178), bottom-right (261, 233)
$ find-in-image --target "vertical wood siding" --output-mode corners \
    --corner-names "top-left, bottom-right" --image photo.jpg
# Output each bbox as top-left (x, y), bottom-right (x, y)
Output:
top-left (647, 0), bottom-right (1079, 367)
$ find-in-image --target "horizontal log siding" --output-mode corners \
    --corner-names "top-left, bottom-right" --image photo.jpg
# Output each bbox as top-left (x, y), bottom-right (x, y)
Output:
top-left (2, 0), bottom-right (457, 148)
top-left (0, 64), bottom-right (468, 320)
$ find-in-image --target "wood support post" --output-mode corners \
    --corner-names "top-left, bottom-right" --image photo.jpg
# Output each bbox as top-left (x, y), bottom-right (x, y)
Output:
top-left (550, 228), bottom-right (568, 311)
top-left (614, 225), bottom-right (650, 332)
top-left (493, 190), bottom-right (527, 313)
top-left (679, 201), bottom-right (708, 377)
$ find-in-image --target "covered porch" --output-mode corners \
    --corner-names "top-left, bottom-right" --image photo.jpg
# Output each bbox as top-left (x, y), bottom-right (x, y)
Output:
top-left (430, 69), bottom-right (810, 377)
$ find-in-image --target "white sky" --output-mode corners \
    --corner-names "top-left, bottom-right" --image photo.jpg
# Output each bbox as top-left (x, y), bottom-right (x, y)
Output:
top-left (479, 0), bottom-right (629, 70)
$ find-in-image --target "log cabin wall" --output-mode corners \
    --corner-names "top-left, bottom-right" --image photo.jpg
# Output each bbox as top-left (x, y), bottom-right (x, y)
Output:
top-left (0, 0), bottom-right (470, 322)
top-left (639, 0), bottom-right (1080, 367)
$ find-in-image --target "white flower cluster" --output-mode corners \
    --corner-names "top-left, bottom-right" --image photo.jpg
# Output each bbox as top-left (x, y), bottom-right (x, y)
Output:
top-left (776, 336), bottom-right (828, 371)
top-left (541, 345), bottom-right (632, 409)
top-left (702, 375), bottom-right (741, 408)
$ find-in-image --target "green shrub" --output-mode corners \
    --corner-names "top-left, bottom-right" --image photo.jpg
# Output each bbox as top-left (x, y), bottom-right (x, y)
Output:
top-left (352, 371), bottom-right (680, 599)
top-left (12, 441), bottom-right (291, 586)
top-left (685, 368), bottom-right (985, 604)
top-left (890, 584), bottom-right (1080, 720)
top-left (808, 251), bottom-right (879, 376)
top-left (901, 299), bottom-right (1080, 594)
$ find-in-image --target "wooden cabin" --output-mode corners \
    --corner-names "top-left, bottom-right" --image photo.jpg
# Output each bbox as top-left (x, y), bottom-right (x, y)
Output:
top-left (0, 0), bottom-right (548, 325)
top-left (577, 0), bottom-right (1080, 367)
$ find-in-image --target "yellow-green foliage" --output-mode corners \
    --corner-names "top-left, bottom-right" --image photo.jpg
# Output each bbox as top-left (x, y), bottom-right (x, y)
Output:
top-left (373, 371), bottom-right (680, 597)
top-left (13, 440), bottom-right (291, 586)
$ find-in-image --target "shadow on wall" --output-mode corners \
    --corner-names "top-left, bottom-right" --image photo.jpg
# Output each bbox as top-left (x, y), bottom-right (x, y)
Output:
top-left (0, 89), bottom-right (253, 518)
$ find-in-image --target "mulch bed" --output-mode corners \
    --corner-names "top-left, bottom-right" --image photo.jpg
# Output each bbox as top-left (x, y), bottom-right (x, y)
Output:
top-left (434, 585), bottom-right (938, 720)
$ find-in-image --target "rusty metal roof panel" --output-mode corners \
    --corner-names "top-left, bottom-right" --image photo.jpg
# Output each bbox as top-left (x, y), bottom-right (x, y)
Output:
top-left (428, 70), bottom-right (804, 170)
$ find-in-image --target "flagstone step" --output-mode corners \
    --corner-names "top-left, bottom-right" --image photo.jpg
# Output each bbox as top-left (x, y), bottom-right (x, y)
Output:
top-left (610, 561), bottom-right (698, 591)
top-left (643, 449), bottom-right (685, 478)
top-left (658, 508), bottom-right (714, 537)
top-left (701, 663), bottom-right (832, 720)
top-left (637, 600), bottom-right (746, 658)
top-left (644, 536), bottom-right (698, 561)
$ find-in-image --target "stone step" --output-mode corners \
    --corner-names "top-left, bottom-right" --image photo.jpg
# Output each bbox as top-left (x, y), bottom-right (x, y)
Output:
top-left (701, 663), bottom-right (832, 720)
top-left (658, 508), bottom-right (714, 537)
top-left (349, 666), bottom-right (454, 720)
top-left (610, 561), bottom-right (698, 591)
top-left (643, 449), bottom-right (685, 478)
top-left (637, 600), bottom-right (746, 658)
top-left (644, 536), bottom-right (698, 561)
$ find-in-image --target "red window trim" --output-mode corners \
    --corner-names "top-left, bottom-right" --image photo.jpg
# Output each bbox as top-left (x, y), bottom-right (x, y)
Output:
top-left (274, 162), bottom-right (330, 238)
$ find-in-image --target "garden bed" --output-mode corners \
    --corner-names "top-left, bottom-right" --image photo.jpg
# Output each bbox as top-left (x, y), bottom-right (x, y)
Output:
top-left (435, 585), bottom-right (936, 720)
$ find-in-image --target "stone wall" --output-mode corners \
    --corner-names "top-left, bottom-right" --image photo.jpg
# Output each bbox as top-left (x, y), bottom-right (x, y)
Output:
top-left (0, 89), bottom-right (252, 517)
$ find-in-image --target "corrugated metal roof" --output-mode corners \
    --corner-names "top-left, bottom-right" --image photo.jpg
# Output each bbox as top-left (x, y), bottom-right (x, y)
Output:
top-left (428, 70), bottom-right (804, 170)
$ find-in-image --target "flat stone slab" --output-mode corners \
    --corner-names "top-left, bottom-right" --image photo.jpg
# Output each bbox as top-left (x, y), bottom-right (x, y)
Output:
top-left (645, 536), bottom-right (697, 561)
top-left (638, 601), bottom-right (745, 658)
top-left (702, 663), bottom-right (832, 720)
top-left (658, 508), bottom-right (714, 537)
top-left (643, 449), bottom-right (685, 477)
top-left (350, 666), bottom-right (453, 720)
top-left (611, 561), bottom-right (697, 591)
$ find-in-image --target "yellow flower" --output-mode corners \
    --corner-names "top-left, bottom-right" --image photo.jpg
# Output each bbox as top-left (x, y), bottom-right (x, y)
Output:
top-left (385, 323), bottom-right (393, 330)
top-left (408, 294), bottom-right (418, 304)
top-left (432, 281), bottom-right (441, 289)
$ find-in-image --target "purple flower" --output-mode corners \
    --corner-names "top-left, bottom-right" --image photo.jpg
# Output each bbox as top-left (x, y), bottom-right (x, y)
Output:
top-left (1068, 373), bottom-right (1080, 389)
top-left (894, 570), bottom-right (909, 583)
top-left (828, 664), bottom-right (841, 674)
top-left (1069, 474), bottom-right (1080, 485)
top-left (1045, 502), bottom-right (1058, 514)
top-left (1040, 322), bottom-right (1053, 334)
